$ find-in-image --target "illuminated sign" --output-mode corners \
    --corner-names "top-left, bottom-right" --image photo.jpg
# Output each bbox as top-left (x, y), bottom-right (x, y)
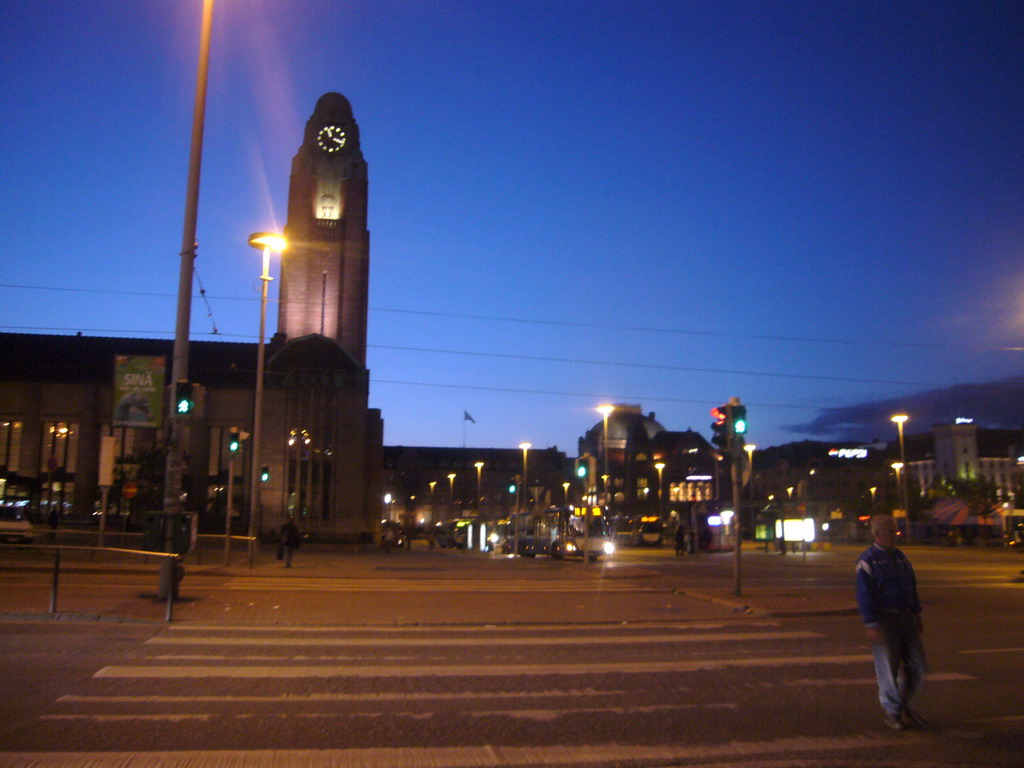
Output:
top-left (686, 475), bottom-right (713, 481)
top-left (828, 448), bottom-right (868, 459)
top-left (955, 417), bottom-right (974, 424)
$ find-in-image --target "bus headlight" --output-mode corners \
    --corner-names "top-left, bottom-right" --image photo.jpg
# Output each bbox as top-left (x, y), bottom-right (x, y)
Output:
top-left (603, 541), bottom-right (615, 555)
top-left (566, 542), bottom-right (577, 552)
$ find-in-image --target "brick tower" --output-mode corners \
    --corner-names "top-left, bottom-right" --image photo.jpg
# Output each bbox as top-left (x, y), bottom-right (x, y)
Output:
top-left (279, 92), bottom-right (369, 364)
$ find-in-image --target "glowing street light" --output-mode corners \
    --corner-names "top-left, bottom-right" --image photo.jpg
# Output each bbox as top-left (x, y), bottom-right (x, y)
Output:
top-left (596, 405), bottom-right (614, 507)
top-left (891, 414), bottom-right (909, 520)
top-left (518, 443), bottom-right (531, 514)
top-left (474, 461), bottom-right (484, 513)
top-left (654, 462), bottom-right (666, 518)
top-left (164, 0), bottom-right (215, 536)
top-left (246, 231), bottom-right (286, 566)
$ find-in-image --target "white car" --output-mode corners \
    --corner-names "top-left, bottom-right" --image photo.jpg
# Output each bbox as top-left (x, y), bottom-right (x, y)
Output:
top-left (0, 504), bottom-right (34, 543)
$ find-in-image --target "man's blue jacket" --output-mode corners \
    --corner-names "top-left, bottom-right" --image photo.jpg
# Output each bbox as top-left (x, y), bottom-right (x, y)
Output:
top-left (855, 543), bottom-right (921, 627)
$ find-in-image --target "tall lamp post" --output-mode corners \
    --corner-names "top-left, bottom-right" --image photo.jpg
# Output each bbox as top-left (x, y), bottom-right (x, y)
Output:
top-left (447, 473), bottom-right (456, 519)
top-left (246, 232), bottom-right (286, 567)
top-left (654, 462), bottom-right (666, 519)
top-left (474, 461), bottom-right (484, 514)
top-left (163, 0), bottom-right (215, 523)
top-left (891, 462), bottom-right (904, 513)
top-left (891, 414), bottom-right (909, 533)
top-left (596, 405), bottom-right (614, 508)
top-left (513, 442), bottom-right (530, 556)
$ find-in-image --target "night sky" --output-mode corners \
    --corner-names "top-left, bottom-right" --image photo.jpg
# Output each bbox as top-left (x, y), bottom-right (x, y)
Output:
top-left (2, 1), bottom-right (1021, 453)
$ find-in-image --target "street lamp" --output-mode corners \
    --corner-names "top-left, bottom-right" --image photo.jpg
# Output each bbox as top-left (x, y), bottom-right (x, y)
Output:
top-left (891, 414), bottom-right (909, 519)
top-left (654, 462), bottom-right (666, 519)
top-left (562, 481), bottom-right (570, 506)
top-left (597, 405), bottom-right (614, 508)
top-left (246, 232), bottom-right (286, 566)
top-left (447, 473), bottom-right (456, 519)
top-left (891, 462), bottom-right (904, 495)
top-left (474, 461), bottom-right (484, 514)
top-left (512, 442), bottom-right (530, 557)
top-left (518, 443), bottom-right (531, 513)
top-left (163, 0), bottom-right (215, 525)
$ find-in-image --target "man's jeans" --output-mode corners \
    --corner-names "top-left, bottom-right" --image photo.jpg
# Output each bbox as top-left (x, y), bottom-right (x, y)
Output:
top-left (871, 610), bottom-right (927, 716)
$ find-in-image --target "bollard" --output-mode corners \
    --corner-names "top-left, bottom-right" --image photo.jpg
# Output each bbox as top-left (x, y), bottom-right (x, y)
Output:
top-left (49, 548), bottom-right (61, 614)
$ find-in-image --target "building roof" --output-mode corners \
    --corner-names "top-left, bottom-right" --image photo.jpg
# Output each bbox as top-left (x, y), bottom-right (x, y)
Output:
top-left (0, 332), bottom-right (256, 388)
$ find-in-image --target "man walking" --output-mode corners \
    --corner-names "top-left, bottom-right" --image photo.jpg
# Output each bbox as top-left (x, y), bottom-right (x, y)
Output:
top-left (856, 514), bottom-right (928, 730)
top-left (279, 516), bottom-right (301, 568)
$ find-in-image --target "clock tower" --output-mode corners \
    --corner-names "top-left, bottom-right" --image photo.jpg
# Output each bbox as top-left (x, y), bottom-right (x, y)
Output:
top-left (259, 92), bottom-right (382, 539)
top-left (279, 92), bottom-right (369, 365)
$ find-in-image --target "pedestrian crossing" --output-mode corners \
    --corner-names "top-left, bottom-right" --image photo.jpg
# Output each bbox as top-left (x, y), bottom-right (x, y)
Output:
top-left (2, 619), bottom-right (967, 768)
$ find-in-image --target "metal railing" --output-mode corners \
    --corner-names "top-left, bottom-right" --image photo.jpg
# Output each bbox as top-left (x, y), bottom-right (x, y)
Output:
top-left (0, 543), bottom-right (182, 621)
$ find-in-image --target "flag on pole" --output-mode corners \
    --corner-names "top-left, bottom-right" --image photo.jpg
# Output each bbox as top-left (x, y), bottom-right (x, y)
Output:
top-left (464, 411), bottom-right (476, 424)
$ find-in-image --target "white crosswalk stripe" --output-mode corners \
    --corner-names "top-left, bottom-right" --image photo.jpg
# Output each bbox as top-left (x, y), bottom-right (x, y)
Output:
top-left (2, 621), bottom-right (964, 767)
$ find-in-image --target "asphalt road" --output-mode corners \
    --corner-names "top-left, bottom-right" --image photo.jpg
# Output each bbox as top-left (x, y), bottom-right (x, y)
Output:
top-left (0, 544), bottom-right (1021, 767)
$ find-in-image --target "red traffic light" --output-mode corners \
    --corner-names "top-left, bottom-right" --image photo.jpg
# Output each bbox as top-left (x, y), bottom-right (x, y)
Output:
top-left (710, 406), bottom-right (728, 425)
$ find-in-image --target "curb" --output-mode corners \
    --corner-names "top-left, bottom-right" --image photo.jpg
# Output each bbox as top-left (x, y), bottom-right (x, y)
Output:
top-left (675, 588), bottom-right (860, 619)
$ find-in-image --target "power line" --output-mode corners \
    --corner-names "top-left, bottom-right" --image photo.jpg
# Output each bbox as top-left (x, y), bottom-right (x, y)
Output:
top-left (2, 281), bottom-right (1020, 352)
top-left (372, 378), bottom-right (834, 413)
top-left (0, 323), bottom-right (946, 388)
top-left (368, 344), bottom-right (940, 388)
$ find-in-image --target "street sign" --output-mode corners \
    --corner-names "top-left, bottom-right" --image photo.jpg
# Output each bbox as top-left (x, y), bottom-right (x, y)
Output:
top-left (123, 481), bottom-right (139, 499)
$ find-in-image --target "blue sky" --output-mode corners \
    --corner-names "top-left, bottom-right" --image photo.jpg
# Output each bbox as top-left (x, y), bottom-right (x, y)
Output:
top-left (1, 1), bottom-right (1022, 452)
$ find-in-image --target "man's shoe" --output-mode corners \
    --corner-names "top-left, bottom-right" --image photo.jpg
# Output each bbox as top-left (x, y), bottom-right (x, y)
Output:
top-left (883, 713), bottom-right (905, 731)
top-left (902, 708), bottom-right (931, 729)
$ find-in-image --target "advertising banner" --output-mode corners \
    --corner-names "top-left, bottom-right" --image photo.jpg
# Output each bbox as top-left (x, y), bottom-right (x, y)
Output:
top-left (113, 355), bottom-right (166, 428)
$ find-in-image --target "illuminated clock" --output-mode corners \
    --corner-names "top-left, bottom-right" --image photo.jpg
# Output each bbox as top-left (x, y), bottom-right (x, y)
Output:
top-left (317, 125), bottom-right (347, 153)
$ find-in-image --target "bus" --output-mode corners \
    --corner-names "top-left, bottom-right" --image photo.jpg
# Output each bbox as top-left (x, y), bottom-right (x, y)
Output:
top-left (612, 515), bottom-right (666, 547)
top-left (501, 506), bottom-right (615, 561)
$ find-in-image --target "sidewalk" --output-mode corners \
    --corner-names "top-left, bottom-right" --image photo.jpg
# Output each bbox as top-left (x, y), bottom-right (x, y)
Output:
top-left (4, 540), bottom-right (1014, 625)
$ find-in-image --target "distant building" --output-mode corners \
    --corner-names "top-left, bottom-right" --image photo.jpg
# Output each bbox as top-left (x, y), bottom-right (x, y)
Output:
top-left (905, 421), bottom-right (1022, 503)
top-left (382, 445), bottom-right (569, 527)
top-left (576, 404), bottom-right (718, 515)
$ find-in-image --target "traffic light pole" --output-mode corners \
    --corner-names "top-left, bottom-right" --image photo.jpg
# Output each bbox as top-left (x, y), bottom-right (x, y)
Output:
top-left (732, 447), bottom-right (743, 597)
top-left (224, 448), bottom-right (235, 567)
top-left (163, 0), bottom-right (214, 530)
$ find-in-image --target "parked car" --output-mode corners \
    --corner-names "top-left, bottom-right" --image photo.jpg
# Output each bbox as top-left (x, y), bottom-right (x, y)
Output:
top-left (0, 504), bottom-right (35, 543)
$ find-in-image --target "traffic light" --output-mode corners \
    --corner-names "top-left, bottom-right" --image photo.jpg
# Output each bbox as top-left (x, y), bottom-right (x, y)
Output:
top-left (732, 404), bottom-right (747, 438)
top-left (228, 428), bottom-right (240, 454)
top-left (174, 381), bottom-right (194, 415)
top-left (260, 465), bottom-right (270, 482)
top-left (710, 404), bottom-right (731, 452)
top-left (508, 482), bottom-right (517, 494)
top-left (576, 459), bottom-right (588, 479)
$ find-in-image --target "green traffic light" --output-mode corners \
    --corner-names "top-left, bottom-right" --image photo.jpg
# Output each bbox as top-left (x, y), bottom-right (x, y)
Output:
top-left (734, 419), bottom-right (747, 434)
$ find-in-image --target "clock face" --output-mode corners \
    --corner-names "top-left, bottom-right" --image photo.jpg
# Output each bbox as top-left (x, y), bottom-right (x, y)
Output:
top-left (317, 125), bottom-right (347, 153)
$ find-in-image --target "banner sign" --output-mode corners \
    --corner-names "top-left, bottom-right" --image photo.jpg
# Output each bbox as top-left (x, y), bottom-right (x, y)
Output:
top-left (113, 355), bottom-right (166, 428)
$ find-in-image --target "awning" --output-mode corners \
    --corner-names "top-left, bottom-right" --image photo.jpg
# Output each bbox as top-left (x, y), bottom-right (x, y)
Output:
top-left (928, 497), bottom-right (1001, 527)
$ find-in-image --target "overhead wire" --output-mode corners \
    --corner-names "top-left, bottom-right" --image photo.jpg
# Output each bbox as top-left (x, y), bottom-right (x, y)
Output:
top-left (0, 281), bottom-right (1020, 414)
top-left (2, 281), bottom-right (1020, 351)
